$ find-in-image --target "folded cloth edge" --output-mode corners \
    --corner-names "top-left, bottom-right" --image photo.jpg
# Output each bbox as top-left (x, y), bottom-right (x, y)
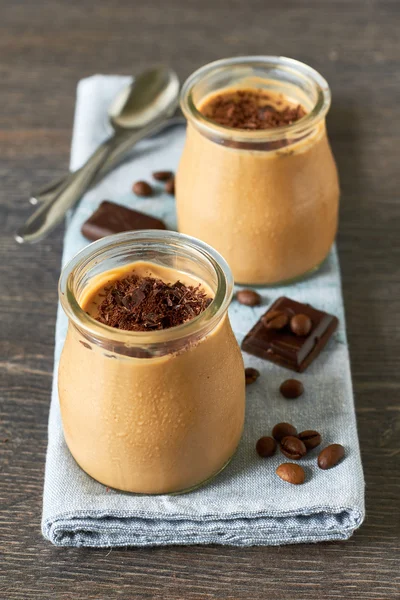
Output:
top-left (44, 505), bottom-right (364, 547)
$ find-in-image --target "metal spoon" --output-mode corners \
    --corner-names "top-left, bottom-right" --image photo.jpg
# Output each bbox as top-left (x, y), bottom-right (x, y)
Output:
top-left (30, 108), bottom-right (185, 205)
top-left (16, 66), bottom-right (180, 244)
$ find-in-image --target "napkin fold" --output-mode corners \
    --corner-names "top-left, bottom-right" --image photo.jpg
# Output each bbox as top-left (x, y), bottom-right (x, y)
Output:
top-left (42, 75), bottom-right (365, 547)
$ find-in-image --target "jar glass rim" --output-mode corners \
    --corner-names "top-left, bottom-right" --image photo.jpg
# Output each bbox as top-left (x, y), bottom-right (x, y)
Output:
top-left (58, 230), bottom-right (234, 347)
top-left (180, 55), bottom-right (331, 142)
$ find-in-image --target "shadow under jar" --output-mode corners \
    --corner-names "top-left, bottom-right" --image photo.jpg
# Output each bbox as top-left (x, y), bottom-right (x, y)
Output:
top-left (58, 230), bottom-right (245, 494)
top-left (176, 56), bottom-right (340, 285)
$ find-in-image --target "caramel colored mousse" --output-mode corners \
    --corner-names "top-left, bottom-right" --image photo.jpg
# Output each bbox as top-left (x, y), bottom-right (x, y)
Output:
top-left (176, 86), bottom-right (339, 285)
top-left (58, 261), bottom-right (245, 494)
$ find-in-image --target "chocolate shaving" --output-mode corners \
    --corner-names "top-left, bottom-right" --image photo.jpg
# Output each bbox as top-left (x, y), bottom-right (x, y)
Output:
top-left (95, 274), bottom-right (212, 331)
top-left (201, 89), bottom-right (306, 130)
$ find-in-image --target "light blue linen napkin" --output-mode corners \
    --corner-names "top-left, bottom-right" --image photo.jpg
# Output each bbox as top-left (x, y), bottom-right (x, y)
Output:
top-left (42, 75), bottom-right (365, 547)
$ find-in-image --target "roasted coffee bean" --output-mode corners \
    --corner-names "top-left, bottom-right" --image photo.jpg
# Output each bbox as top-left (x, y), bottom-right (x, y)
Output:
top-left (261, 310), bottom-right (289, 330)
top-left (298, 430), bottom-right (322, 451)
top-left (256, 436), bottom-right (277, 458)
top-left (280, 379), bottom-right (304, 399)
top-left (280, 436), bottom-right (307, 460)
top-left (132, 181), bottom-right (153, 197)
top-left (318, 444), bottom-right (345, 469)
top-left (272, 422), bottom-right (298, 442)
top-left (290, 313), bottom-right (312, 336)
top-left (245, 367), bottom-right (260, 385)
top-left (165, 177), bottom-right (175, 195)
top-left (236, 289), bottom-right (261, 306)
top-left (152, 170), bottom-right (173, 181)
top-left (276, 463), bottom-right (305, 485)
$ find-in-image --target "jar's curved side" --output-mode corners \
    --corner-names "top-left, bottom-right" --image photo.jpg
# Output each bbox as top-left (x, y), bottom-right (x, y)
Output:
top-left (176, 119), bottom-right (339, 285)
top-left (57, 229), bottom-right (246, 494)
top-left (59, 312), bottom-right (245, 494)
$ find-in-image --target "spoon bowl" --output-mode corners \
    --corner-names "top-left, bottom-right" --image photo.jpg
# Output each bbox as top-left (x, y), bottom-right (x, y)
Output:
top-left (109, 67), bottom-right (180, 129)
top-left (30, 68), bottom-right (180, 205)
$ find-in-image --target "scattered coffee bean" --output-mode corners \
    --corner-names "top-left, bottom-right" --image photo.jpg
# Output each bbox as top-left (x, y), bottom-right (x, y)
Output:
top-left (132, 181), bottom-right (153, 197)
top-left (280, 436), bottom-right (307, 460)
top-left (152, 170), bottom-right (173, 181)
top-left (318, 444), bottom-right (345, 469)
top-left (298, 430), bottom-right (322, 451)
top-left (256, 436), bottom-right (277, 458)
top-left (272, 422), bottom-right (298, 442)
top-left (261, 310), bottom-right (289, 330)
top-left (290, 313), bottom-right (312, 336)
top-left (245, 367), bottom-right (260, 385)
top-left (280, 379), bottom-right (304, 399)
top-left (276, 463), bottom-right (305, 485)
top-left (165, 177), bottom-right (175, 195)
top-left (236, 289), bottom-right (261, 306)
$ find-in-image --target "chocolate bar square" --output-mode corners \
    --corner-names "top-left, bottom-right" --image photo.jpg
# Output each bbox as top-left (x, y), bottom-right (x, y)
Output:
top-left (241, 296), bottom-right (338, 372)
top-left (81, 201), bottom-right (167, 241)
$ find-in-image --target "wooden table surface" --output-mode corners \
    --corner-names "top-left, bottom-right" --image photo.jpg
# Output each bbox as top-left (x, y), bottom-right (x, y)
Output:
top-left (1, 1), bottom-right (399, 598)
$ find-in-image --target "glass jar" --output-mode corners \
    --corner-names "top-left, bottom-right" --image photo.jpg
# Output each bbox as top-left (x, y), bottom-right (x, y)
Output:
top-left (58, 231), bottom-right (245, 495)
top-left (176, 56), bottom-right (340, 285)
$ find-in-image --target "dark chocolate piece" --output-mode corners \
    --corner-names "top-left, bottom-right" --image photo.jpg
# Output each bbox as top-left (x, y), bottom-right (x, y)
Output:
top-left (241, 297), bottom-right (338, 372)
top-left (81, 201), bottom-right (166, 241)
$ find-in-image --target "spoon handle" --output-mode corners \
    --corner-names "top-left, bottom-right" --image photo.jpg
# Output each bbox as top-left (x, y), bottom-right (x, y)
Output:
top-left (29, 136), bottom-right (129, 204)
top-left (15, 120), bottom-right (170, 244)
top-left (29, 115), bottom-right (185, 205)
top-left (15, 132), bottom-right (125, 244)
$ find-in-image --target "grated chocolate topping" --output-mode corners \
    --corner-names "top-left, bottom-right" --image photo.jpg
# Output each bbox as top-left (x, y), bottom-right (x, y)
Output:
top-left (200, 89), bottom-right (306, 130)
top-left (95, 273), bottom-right (212, 331)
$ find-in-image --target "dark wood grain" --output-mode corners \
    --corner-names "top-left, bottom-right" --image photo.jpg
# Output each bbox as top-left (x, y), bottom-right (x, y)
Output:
top-left (1, 0), bottom-right (399, 598)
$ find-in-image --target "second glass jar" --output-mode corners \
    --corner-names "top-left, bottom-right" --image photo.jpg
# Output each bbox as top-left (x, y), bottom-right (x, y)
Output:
top-left (58, 231), bottom-right (245, 495)
top-left (176, 56), bottom-right (340, 285)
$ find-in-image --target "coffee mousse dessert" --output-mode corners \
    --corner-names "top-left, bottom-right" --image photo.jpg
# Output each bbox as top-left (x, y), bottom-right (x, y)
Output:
top-left (176, 57), bottom-right (340, 285)
top-left (58, 260), bottom-right (245, 495)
